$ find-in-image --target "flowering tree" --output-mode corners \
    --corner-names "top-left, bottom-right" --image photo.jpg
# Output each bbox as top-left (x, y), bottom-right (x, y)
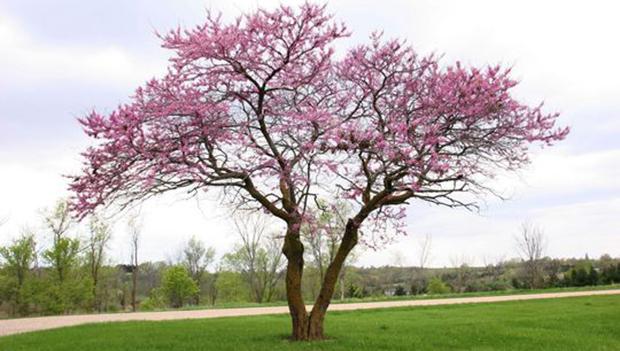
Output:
top-left (70, 3), bottom-right (568, 340)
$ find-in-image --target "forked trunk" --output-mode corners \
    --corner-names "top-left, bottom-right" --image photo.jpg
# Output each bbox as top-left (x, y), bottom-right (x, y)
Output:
top-left (284, 219), bottom-right (360, 341)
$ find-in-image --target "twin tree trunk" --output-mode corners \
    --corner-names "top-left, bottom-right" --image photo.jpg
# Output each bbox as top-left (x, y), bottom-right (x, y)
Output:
top-left (282, 219), bottom-right (359, 341)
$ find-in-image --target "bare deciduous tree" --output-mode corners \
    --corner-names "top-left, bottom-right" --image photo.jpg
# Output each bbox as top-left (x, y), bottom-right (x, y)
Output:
top-left (482, 254), bottom-right (507, 283)
top-left (127, 215), bottom-right (141, 312)
top-left (515, 222), bottom-right (547, 289)
top-left (44, 200), bottom-right (73, 244)
top-left (417, 234), bottom-right (433, 270)
top-left (410, 233), bottom-right (433, 295)
top-left (224, 213), bottom-right (284, 303)
top-left (450, 254), bottom-right (473, 293)
top-left (391, 250), bottom-right (407, 267)
top-left (42, 200), bottom-right (80, 284)
top-left (181, 236), bottom-right (215, 304)
top-left (302, 201), bottom-right (356, 300)
top-left (86, 216), bottom-right (112, 311)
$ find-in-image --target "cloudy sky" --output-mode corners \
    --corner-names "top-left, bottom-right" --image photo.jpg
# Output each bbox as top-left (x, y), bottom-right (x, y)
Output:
top-left (1, 0), bottom-right (618, 267)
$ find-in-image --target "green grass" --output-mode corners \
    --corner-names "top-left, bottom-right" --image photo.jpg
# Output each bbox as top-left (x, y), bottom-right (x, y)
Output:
top-left (1, 295), bottom-right (619, 350)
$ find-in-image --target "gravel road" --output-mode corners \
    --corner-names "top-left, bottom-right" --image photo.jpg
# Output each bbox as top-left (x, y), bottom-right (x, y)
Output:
top-left (1, 289), bottom-right (618, 337)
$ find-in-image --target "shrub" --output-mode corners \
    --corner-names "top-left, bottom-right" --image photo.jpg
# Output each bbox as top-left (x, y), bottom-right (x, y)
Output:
top-left (427, 277), bottom-right (451, 295)
top-left (161, 266), bottom-right (198, 308)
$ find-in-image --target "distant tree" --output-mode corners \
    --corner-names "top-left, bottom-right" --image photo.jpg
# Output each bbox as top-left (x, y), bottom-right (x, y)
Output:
top-left (44, 200), bottom-right (73, 242)
top-left (224, 213), bottom-right (284, 303)
top-left (515, 223), bottom-right (546, 289)
top-left (161, 266), bottom-right (199, 308)
top-left (137, 261), bottom-right (166, 296)
top-left (601, 262), bottom-right (620, 284)
top-left (302, 201), bottom-right (356, 300)
top-left (391, 250), bottom-right (407, 267)
top-left (43, 200), bottom-right (80, 284)
top-left (411, 234), bottom-right (433, 295)
top-left (215, 270), bottom-right (248, 303)
top-left (427, 277), bottom-right (451, 295)
top-left (482, 255), bottom-right (506, 283)
top-left (181, 236), bottom-right (215, 304)
top-left (0, 232), bottom-right (36, 315)
top-left (345, 283), bottom-right (368, 299)
top-left (86, 216), bottom-right (112, 311)
top-left (127, 215), bottom-right (141, 312)
top-left (41, 203), bottom-right (86, 314)
top-left (394, 285), bottom-right (407, 296)
top-left (450, 255), bottom-right (473, 293)
top-left (566, 265), bottom-right (591, 287)
top-left (41, 202), bottom-right (86, 314)
top-left (95, 265), bottom-right (122, 312)
top-left (542, 258), bottom-right (562, 288)
top-left (42, 237), bottom-right (80, 284)
top-left (588, 267), bottom-right (599, 286)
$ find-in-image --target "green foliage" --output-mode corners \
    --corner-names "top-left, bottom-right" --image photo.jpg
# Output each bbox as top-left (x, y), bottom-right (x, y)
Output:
top-left (563, 262), bottom-right (600, 287)
top-left (0, 234), bottom-right (36, 285)
top-left (25, 274), bottom-right (92, 315)
top-left (427, 277), bottom-right (451, 295)
top-left (346, 283), bottom-right (368, 298)
top-left (42, 237), bottom-right (80, 283)
top-left (139, 289), bottom-right (166, 311)
top-left (0, 234), bottom-right (36, 315)
top-left (601, 263), bottom-right (620, 284)
top-left (215, 271), bottom-right (249, 303)
top-left (161, 266), bottom-right (199, 308)
top-left (38, 233), bottom-right (88, 314)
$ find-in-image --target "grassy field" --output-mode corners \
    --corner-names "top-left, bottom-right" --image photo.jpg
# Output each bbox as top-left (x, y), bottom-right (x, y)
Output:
top-left (1, 295), bottom-right (618, 351)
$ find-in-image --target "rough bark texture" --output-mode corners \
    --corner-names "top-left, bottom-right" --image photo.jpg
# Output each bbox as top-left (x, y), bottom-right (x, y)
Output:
top-left (284, 219), bottom-right (360, 341)
top-left (282, 223), bottom-right (309, 340)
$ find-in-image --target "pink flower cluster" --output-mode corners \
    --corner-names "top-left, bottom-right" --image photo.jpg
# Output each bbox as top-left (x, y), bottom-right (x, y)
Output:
top-left (70, 3), bottom-right (567, 241)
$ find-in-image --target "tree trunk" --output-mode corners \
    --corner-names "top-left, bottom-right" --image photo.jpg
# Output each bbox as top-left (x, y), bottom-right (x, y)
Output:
top-left (92, 276), bottom-right (98, 312)
top-left (308, 219), bottom-right (359, 340)
top-left (283, 219), bottom-right (360, 341)
top-left (282, 224), bottom-right (309, 340)
top-left (131, 267), bottom-right (137, 312)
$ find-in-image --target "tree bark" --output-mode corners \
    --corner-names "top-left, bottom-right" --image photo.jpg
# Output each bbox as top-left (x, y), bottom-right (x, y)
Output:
top-left (307, 219), bottom-right (359, 340)
top-left (282, 223), bottom-right (309, 340)
top-left (283, 218), bottom-right (360, 341)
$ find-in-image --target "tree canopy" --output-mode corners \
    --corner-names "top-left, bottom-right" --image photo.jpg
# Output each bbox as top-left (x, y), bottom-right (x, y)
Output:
top-left (69, 3), bottom-right (567, 341)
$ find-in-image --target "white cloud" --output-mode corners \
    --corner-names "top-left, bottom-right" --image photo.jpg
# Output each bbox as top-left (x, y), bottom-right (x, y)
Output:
top-left (401, 1), bottom-right (620, 108)
top-left (487, 148), bottom-right (620, 201)
top-left (533, 198), bottom-right (620, 258)
top-left (0, 12), bottom-right (165, 89)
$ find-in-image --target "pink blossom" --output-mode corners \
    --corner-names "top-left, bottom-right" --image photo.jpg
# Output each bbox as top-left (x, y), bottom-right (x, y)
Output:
top-left (70, 3), bottom-right (567, 249)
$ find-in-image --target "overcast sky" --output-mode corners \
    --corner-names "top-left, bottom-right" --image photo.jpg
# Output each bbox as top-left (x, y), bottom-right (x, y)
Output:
top-left (1, 0), bottom-right (618, 267)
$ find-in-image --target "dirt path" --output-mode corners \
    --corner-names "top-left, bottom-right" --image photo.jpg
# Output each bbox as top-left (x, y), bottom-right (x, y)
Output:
top-left (1, 289), bottom-right (618, 337)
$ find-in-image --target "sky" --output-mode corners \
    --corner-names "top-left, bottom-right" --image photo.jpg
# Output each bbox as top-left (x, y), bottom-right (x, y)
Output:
top-left (0, 0), bottom-right (618, 268)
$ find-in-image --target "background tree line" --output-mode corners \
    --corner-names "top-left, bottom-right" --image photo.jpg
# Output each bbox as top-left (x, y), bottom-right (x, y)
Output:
top-left (0, 201), bottom-right (618, 318)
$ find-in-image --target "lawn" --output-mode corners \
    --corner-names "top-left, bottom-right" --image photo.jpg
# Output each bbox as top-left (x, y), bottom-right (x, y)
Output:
top-left (1, 295), bottom-right (618, 351)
